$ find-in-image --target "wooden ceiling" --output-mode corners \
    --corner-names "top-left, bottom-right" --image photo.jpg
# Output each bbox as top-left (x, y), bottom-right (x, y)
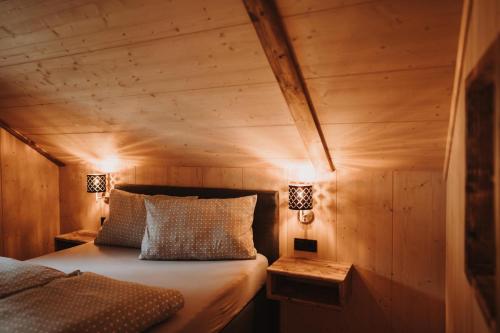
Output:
top-left (0, 0), bottom-right (462, 170)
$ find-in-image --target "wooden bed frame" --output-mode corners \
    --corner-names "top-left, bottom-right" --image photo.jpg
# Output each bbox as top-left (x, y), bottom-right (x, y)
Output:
top-left (115, 184), bottom-right (280, 333)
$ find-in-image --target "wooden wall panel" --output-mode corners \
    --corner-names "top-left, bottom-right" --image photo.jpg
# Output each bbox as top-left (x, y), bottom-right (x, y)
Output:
top-left (166, 167), bottom-right (203, 187)
top-left (445, 85), bottom-right (472, 333)
top-left (280, 169), bottom-right (446, 333)
top-left (1, 129), bottom-right (59, 259)
top-left (335, 169), bottom-right (393, 332)
top-left (280, 169), bottom-right (388, 333)
top-left (0, 132), bottom-right (2, 257)
top-left (393, 171), bottom-right (445, 333)
top-left (135, 165), bottom-right (167, 185)
top-left (202, 167), bottom-right (243, 189)
top-left (59, 164), bottom-right (101, 233)
top-left (445, 0), bottom-right (498, 332)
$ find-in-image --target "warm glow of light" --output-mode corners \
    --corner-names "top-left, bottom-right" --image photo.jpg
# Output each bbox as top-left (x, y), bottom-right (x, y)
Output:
top-left (93, 156), bottom-right (122, 173)
top-left (288, 164), bottom-right (316, 184)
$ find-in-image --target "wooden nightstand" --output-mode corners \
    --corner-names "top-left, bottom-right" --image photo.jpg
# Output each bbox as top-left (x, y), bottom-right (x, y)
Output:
top-left (267, 257), bottom-right (352, 309)
top-left (54, 229), bottom-right (97, 251)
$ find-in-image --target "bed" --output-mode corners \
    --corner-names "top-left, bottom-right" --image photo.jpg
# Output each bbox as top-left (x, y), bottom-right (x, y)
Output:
top-left (29, 185), bottom-right (280, 333)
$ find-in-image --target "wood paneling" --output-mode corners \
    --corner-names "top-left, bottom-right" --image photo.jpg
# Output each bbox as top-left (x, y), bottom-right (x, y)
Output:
top-left (310, 67), bottom-right (454, 124)
top-left (335, 169), bottom-right (393, 332)
top-left (135, 165), bottom-right (167, 185)
top-left (0, 132), bottom-right (2, 257)
top-left (279, 168), bottom-right (446, 333)
top-left (282, 0), bottom-right (461, 78)
top-left (0, 24), bottom-right (274, 106)
top-left (393, 171), bottom-right (445, 333)
top-left (166, 167), bottom-right (203, 187)
top-left (446, 83), bottom-right (471, 333)
top-left (445, 0), bottom-right (499, 332)
top-left (58, 163), bottom-right (446, 331)
top-left (0, 83), bottom-right (293, 134)
top-left (280, 0), bottom-right (460, 170)
top-left (0, 128), bottom-right (59, 259)
top-left (202, 167), bottom-right (243, 189)
top-left (0, 0), bottom-right (461, 170)
top-left (324, 121), bottom-right (448, 169)
top-left (277, 0), bottom-right (368, 17)
top-left (59, 163), bottom-right (101, 233)
top-left (0, 0), bottom-right (249, 67)
top-left (26, 125), bottom-right (308, 167)
top-left (0, 119), bottom-right (64, 166)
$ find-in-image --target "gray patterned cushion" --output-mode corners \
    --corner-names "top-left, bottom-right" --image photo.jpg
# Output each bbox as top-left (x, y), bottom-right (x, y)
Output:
top-left (140, 195), bottom-right (258, 260)
top-left (95, 189), bottom-right (196, 248)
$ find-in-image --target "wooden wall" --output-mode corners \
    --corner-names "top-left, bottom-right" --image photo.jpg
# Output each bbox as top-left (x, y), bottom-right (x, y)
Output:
top-left (283, 170), bottom-right (445, 333)
top-left (0, 128), bottom-right (60, 260)
top-left (444, 0), bottom-right (499, 332)
top-left (59, 163), bottom-right (445, 332)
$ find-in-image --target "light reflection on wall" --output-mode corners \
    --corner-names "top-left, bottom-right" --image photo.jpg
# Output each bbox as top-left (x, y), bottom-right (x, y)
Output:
top-left (287, 165), bottom-right (316, 183)
top-left (92, 156), bottom-right (122, 173)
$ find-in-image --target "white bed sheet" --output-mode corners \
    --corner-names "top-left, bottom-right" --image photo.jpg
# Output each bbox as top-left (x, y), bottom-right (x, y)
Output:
top-left (28, 242), bottom-right (268, 333)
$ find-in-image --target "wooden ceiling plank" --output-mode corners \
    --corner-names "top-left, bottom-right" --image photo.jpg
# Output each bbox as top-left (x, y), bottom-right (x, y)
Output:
top-left (27, 125), bottom-right (308, 167)
top-left (0, 83), bottom-right (294, 135)
top-left (242, 0), bottom-right (334, 172)
top-left (308, 66), bottom-right (454, 124)
top-left (0, 24), bottom-right (276, 107)
top-left (281, 0), bottom-right (462, 79)
top-left (324, 121), bottom-right (448, 169)
top-left (0, 0), bottom-right (249, 67)
top-left (276, 0), bottom-right (370, 17)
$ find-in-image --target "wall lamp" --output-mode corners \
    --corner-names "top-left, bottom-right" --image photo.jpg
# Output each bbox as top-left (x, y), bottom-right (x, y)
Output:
top-left (289, 183), bottom-right (314, 224)
top-left (87, 174), bottom-right (107, 225)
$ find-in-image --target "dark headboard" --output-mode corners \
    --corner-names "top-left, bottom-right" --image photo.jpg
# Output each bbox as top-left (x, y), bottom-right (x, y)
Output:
top-left (115, 184), bottom-right (280, 264)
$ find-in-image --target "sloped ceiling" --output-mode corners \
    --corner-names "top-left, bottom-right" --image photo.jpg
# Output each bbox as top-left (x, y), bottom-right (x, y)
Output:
top-left (0, 0), bottom-right (462, 170)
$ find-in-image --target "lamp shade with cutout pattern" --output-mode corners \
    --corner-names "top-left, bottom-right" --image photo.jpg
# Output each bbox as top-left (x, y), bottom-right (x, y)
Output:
top-left (288, 184), bottom-right (313, 210)
top-left (87, 174), bottom-right (106, 193)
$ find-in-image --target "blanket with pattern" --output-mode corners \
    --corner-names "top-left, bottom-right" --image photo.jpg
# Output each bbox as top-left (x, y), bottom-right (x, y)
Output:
top-left (0, 257), bottom-right (184, 333)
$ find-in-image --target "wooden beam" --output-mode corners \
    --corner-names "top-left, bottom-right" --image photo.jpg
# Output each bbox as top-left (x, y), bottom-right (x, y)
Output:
top-left (242, 0), bottom-right (335, 172)
top-left (443, 0), bottom-right (472, 180)
top-left (0, 119), bottom-right (65, 167)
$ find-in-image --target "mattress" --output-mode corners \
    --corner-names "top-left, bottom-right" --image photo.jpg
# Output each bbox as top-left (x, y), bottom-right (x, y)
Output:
top-left (28, 242), bottom-right (268, 333)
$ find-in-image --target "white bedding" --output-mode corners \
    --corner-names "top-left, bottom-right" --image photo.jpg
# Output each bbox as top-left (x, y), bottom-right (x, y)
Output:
top-left (28, 242), bottom-right (268, 333)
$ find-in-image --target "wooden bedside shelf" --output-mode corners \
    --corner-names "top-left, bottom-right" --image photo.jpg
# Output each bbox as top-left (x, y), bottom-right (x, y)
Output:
top-left (54, 229), bottom-right (97, 251)
top-left (267, 257), bottom-right (352, 309)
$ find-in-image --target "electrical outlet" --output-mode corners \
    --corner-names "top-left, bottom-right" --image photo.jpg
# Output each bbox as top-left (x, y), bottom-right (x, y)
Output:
top-left (294, 238), bottom-right (317, 252)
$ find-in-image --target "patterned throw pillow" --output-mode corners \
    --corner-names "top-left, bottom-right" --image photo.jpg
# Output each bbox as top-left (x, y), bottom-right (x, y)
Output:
top-left (95, 189), bottom-right (196, 248)
top-left (140, 195), bottom-right (258, 260)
